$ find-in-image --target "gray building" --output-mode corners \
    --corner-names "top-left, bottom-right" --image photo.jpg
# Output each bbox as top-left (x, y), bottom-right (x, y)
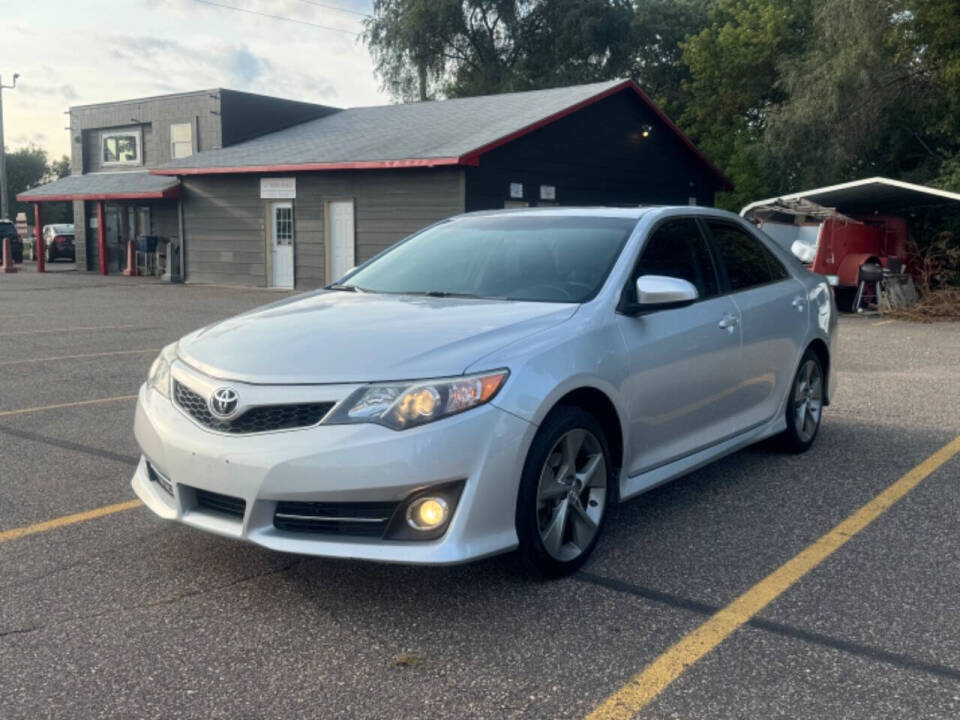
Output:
top-left (19, 89), bottom-right (335, 273)
top-left (21, 79), bottom-right (731, 289)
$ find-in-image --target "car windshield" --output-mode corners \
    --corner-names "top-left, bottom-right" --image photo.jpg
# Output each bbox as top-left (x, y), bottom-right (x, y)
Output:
top-left (341, 214), bottom-right (637, 303)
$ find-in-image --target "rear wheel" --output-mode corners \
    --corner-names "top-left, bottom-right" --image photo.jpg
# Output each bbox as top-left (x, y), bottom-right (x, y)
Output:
top-left (516, 406), bottom-right (614, 578)
top-left (778, 349), bottom-right (824, 453)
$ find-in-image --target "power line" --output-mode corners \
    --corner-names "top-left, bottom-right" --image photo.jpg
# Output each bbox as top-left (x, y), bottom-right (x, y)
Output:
top-left (189, 0), bottom-right (362, 35)
top-left (290, 0), bottom-right (371, 18)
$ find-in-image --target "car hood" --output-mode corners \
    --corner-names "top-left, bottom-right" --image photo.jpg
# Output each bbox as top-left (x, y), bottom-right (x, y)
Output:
top-left (177, 290), bottom-right (577, 384)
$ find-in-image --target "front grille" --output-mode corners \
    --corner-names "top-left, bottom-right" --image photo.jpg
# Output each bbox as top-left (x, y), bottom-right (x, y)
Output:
top-left (274, 500), bottom-right (400, 537)
top-left (194, 488), bottom-right (247, 518)
top-left (174, 381), bottom-right (334, 434)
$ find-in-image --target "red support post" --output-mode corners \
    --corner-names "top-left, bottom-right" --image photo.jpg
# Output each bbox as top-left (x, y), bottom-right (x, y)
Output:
top-left (34, 203), bottom-right (45, 273)
top-left (97, 201), bottom-right (107, 275)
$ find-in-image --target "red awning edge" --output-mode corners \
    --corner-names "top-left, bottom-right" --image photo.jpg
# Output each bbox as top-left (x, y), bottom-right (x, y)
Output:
top-left (16, 185), bottom-right (181, 203)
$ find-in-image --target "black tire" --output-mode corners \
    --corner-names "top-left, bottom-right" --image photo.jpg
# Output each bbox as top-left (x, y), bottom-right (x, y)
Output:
top-left (777, 349), bottom-right (825, 454)
top-left (516, 405), bottom-right (615, 578)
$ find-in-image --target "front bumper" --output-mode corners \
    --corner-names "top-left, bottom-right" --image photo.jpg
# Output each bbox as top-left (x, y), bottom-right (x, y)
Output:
top-left (131, 378), bottom-right (536, 565)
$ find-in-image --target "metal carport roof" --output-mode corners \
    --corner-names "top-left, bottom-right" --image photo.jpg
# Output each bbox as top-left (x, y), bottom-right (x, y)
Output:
top-left (741, 177), bottom-right (960, 217)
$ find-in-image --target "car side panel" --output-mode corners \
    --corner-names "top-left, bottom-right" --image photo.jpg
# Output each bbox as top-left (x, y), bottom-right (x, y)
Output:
top-left (727, 276), bottom-right (809, 431)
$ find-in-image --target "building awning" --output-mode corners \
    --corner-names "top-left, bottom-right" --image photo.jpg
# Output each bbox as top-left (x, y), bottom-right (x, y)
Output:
top-left (17, 171), bottom-right (181, 202)
top-left (741, 177), bottom-right (960, 217)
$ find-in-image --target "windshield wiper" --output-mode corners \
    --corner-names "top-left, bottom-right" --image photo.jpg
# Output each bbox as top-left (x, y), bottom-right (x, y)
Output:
top-left (417, 290), bottom-right (486, 299)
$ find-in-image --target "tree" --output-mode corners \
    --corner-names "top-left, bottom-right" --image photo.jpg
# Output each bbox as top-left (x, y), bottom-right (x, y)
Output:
top-left (4, 146), bottom-right (47, 221)
top-left (363, 0), bottom-right (637, 100)
top-left (764, 0), bottom-right (948, 190)
top-left (630, 0), bottom-right (714, 117)
top-left (5, 147), bottom-right (72, 224)
top-left (677, 0), bottom-right (814, 208)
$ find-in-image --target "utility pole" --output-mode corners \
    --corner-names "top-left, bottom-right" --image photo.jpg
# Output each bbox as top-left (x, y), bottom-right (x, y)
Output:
top-left (0, 73), bottom-right (20, 220)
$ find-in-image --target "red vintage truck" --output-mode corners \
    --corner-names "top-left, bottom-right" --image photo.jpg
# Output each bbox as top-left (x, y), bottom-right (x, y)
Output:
top-left (741, 177), bottom-right (958, 311)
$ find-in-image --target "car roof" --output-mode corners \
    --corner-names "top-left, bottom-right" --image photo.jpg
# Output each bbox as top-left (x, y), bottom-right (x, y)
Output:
top-left (455, 205), bottom-right (746, 222)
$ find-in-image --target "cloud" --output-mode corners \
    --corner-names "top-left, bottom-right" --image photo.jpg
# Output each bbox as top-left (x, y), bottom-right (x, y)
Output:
top-left (2, 2), bottom-right (386, 155)
top-left (227, 46), bottom-right (269, 85)
top-left (18, 84), bottom-right (77, 101)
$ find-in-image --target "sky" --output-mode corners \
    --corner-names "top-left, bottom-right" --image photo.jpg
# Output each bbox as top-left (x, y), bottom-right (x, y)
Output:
top-left (3, 0), bottom-right (388, 158)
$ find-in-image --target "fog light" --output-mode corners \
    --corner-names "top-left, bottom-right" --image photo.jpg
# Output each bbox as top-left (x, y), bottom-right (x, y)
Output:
top-left (406, 497), bottom-right (449, 530)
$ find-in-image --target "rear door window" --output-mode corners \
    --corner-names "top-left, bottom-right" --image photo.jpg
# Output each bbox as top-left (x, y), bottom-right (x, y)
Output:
top-left (707, 221), bottom-right (787, 291)
top-left (633, 218), bottom-right (719, 299)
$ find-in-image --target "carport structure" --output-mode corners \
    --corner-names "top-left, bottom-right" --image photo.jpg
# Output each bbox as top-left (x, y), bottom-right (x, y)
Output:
top-left (16, 171), bottom-right (180, 274)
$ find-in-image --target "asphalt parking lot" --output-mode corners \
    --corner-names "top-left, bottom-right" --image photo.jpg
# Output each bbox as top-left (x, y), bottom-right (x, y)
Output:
top-left (1, 272), bottom-right (959, 720)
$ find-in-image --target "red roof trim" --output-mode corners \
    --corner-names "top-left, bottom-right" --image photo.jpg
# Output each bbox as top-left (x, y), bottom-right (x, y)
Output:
top-left (152, 157), bottom-right (465, 176)
top-left (17, 186), bottom-right (181, 203)
top-left (148, 81), bottom-right (731, 190)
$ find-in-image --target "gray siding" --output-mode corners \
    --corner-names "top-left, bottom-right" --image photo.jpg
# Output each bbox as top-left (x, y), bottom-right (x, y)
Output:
top-left (71, 91), bottom-right (222, 174)
top-left (182, 168), bottom-right (465, 289)
top-left (182, 176), bottom-right (266, 286)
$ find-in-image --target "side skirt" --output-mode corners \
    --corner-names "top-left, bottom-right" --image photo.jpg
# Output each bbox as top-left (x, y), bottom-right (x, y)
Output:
top-left (618, 416), bottom-right (787, 502)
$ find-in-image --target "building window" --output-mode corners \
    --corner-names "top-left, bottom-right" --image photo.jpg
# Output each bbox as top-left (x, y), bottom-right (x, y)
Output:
top-left (102, 129), bottom-right (141, 166)
top-left (170, 123), bottom-right (193, 159)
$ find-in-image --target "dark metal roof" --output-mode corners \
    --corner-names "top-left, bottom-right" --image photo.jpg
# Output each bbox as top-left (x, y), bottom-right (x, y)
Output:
top-left (17, 171), bottom-right (180, 202)
top-left (741, 177), bottom-right (960, 217)
top-left (152, 79), bottom-right (732, 189)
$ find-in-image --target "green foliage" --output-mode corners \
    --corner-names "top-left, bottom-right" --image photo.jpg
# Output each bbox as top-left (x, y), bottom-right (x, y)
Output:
top-left (363, 0), bottom-right (638, 100)
top-left (678, 0), bottom-right (813, 209)
top-left (4, 147), bottom-right (72, 224)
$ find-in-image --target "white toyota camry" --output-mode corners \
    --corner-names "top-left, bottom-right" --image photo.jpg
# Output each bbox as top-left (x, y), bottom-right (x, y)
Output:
top-left (132, 207), bottom-right (836, 577)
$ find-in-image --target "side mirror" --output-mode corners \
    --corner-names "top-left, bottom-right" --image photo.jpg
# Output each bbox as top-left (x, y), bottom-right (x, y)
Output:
top-left (622, 275), bottom-right (699, 315)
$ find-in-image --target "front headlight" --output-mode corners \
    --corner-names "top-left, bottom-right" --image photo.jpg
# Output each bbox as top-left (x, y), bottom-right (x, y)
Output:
top-left (324, 369), bottom-right (509, 430)
top-left (147, 343), bottom-right (178, 399)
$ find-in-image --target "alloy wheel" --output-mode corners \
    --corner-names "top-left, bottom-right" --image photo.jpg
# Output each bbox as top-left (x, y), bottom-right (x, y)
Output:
top-left (536, 428), bottom-right (607, 562)
top-left (793, 358), bottom-right (823, 443)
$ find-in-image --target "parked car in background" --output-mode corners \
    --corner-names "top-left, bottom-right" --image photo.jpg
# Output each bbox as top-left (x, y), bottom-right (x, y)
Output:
top-left (43, 223), bottom-right (75, 262)
top-left (0, 220), bottom-right (23, 263)
top-left (132, 207), bottom-right (837, 577)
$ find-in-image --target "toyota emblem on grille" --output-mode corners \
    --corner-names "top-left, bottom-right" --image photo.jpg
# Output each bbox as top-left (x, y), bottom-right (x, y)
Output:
top-left (209, 387), bottom-right (240, 419)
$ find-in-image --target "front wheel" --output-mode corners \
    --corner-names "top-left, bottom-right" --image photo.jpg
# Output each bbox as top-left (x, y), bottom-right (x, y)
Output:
top-left (516, 406), bottom-right (614, 578)
top-left (778, 349), bottom-right (824, 453)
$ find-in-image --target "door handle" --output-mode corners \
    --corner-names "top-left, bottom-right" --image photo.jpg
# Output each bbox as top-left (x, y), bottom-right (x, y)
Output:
top-left (792, 296), bottom-right (806, 312)
top-left (718, 313), bottom-right (739, 332)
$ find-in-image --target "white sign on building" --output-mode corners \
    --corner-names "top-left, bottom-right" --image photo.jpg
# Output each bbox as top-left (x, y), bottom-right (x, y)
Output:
top-left (260, 177), bottom-right (297, 199)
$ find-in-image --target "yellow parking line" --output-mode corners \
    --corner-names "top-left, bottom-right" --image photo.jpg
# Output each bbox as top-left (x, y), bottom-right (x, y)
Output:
top-left (0, 324), bottom-right (143, 337)
top-left (0, 348), bottom-right (158, 366)
top-left (586, 434), bottom-right (960, 720)
top-left (873, 319), bottom-right (896, 326)
top-left (0, 395), bottom-right (137, 417)
top-left (0, 500), bottom-right (143, 545)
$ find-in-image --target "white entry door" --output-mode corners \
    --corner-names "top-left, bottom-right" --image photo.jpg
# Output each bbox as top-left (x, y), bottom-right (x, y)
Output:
top-left (271, 201), bottom-right (294, 289)
top-left (328, 200), bottom-right (355, 282)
